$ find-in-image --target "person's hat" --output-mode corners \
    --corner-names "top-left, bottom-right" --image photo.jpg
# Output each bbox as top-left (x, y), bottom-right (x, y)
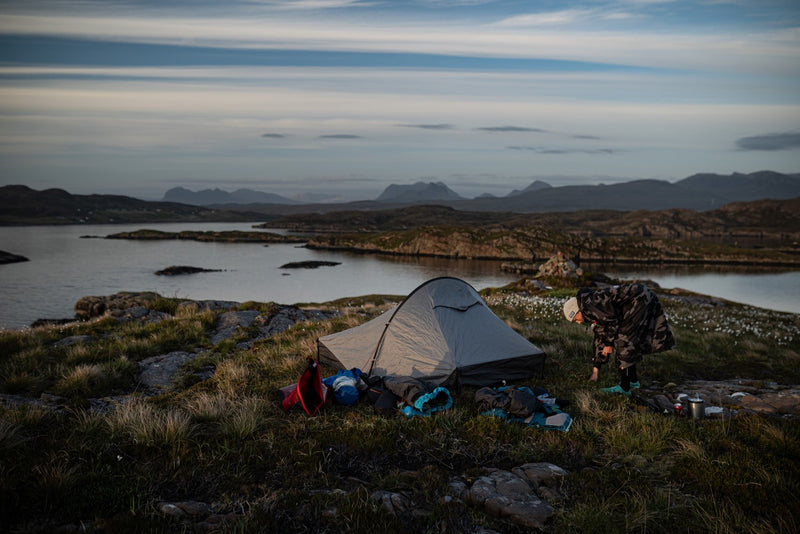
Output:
top-left (563, 297), bottom-right (579, 321)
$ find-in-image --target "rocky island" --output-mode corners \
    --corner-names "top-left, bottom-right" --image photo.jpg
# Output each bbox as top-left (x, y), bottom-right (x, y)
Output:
top-left (0, 250), bottom-right (28, 264)
top-left (154, 265), bottom-right (225, 276)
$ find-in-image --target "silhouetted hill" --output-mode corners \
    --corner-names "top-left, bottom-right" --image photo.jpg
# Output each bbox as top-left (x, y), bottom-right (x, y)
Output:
top-left (0, 185), bottom-right (267, 225)
top-left (453, 172), bottom-right (800, 212)
top-left (673, 171), bottom-right (800, 207)
top-left (376, 181), bottom-right (463, 203)
top-left (506, 180), bottom-right (553, 197)
top-left (163, 187), bottom-right (300, 206)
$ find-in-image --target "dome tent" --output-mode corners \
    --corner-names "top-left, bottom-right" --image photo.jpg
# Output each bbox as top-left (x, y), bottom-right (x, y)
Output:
top-left (317, 277), bottom-right (545, 387)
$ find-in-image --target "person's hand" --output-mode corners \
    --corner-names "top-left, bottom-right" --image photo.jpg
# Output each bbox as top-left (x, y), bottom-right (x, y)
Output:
top-left (589, 367), bottom-right (599, 381)
top-left (602, 346), bottom-right (613, 357)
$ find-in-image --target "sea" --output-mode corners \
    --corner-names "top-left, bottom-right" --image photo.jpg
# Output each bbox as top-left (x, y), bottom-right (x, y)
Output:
top-left (1, 222), bottom-right (798, 330)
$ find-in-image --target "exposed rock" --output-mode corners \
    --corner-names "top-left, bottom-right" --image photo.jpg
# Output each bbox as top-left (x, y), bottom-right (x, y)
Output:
top-left (463, 466), bottom-right (558, 529)
top-left (536, 252), bottom-right (584, 278)
top-left (511, 462), bottom-right (569, 488)
top-left (180, 299), bottom-right (240, 312)
top-left (502, 252), bottom-right (585, 278)
top-left (74, 292), bottom-right (162, 320)
top-left (371, 490), bottom-right (412, 515)
top-left (138, 351), bottom-right (198, 392)
top-left (210, 306), bottom-right (339, 347)
top-left (640, 379), bottom-right (800, 419)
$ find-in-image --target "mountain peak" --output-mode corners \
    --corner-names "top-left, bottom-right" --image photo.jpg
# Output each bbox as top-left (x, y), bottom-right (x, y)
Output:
top-left (376, 181), bottom-right (463, 203)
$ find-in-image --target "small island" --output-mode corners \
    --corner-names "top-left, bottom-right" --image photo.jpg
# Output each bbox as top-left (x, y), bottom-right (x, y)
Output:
top-left (279, 260), bottom-right (341, 269)
top-left (0, 250), bottom-right (29, 264)
top-left (155, 265), bottom-right (225, 276)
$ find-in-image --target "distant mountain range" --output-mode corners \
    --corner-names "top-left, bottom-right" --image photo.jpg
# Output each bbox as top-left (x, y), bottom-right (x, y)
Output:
top-left (165, 171), bottom-right (800, 213)
top-left (2, 171), bottom-right (799, 225)
top-left (162, 187), bottom-right (300, 206)
top-left (452, 170), bottom-right (800, 212)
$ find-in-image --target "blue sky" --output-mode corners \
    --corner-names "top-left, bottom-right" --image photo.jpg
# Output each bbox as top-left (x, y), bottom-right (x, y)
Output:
top-left (0, 0), bottom-right (798, 201)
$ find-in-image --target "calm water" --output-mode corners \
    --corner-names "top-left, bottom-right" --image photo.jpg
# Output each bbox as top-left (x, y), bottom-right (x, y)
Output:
top-left (0, 222), bottom-right (519, 329)
top-left (1, 223), bottom-right (798, 329)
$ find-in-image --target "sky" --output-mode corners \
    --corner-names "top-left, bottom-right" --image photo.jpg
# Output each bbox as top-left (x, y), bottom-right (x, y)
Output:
top-left (0, 0), bottom-right (798, 202)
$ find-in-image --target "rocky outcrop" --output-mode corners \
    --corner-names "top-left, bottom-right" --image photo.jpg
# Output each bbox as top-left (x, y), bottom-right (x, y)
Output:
top-left (73, 292), bottom-right (239, 321)
top-left (643, 379), bottom-right (800, 419)
top-left (503, 252), bottom-right (585, 278)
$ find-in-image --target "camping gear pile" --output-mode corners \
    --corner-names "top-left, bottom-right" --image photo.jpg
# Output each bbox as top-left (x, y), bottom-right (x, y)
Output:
top-left (279, 277), bottom-right (570, 428)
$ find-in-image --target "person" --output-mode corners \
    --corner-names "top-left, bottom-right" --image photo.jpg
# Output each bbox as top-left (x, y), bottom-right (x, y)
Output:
top-left (563, 283), bottom-right (675, 395)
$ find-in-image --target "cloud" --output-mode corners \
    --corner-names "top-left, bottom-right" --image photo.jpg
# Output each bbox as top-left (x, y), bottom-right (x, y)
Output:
top-left (507, 146), bottom-right (617, 154)
top-left (318, 134), bottom-right (363, 139)
top-left (573, 134), bottom-right (602, 140)
top-left (397, 123), bottom-right (455, 130)
top-left (477, 125), bottom-right (547, 133)
top-left (261, 133), bottom-right (287, 138)
top-left (495, 9), bottom-right (594, 27)
top-left (735, 132), bottom-right (800, 151)
top-left (243, 0), bottom-right (371, 10)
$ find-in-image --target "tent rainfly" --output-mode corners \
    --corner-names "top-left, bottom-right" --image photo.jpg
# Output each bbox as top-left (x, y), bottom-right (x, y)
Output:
top-left (317, 277), bottom-right (546, 386)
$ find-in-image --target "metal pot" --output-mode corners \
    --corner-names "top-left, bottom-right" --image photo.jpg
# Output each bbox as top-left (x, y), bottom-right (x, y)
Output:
top-left (687, 397), bottom-right (705, 420)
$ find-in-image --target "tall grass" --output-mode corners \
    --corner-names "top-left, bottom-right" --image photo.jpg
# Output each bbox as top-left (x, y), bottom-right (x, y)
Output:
top-left (106, 399), bottom-right (194, 452)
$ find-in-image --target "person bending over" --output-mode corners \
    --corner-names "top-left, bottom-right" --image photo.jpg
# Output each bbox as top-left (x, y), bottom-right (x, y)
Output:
top-left (563, 283), bottom-right (676, 395)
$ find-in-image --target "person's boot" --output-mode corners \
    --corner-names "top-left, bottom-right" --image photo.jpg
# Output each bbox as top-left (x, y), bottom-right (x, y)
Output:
top-left (601, 384), bottom-right (631, 396)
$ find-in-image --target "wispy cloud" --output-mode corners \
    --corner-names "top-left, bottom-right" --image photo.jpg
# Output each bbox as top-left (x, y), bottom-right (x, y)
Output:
top-left (507, 146), bottom-right (618, 154)
top-left (243, 0), bottom-right (371, 10)
top-left (476, 125), bottom-right (547, 132)
top-left (397, 123), bottom-right (455, 130)
top-left (735, 132), bottom-right (800, 151)
top-left (495, 9), bottom-right (594, 27)
top-left (318, 134), bottom-right (363, 139)
top-left (261, 133), bottom-right (287, 138)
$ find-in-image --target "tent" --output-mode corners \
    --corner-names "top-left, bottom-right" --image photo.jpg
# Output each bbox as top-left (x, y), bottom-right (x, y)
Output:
top-left (317, 277), bottom-right (546, 387)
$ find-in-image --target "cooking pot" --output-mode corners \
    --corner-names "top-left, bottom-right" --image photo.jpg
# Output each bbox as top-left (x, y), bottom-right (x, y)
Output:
top-left (687, 397), bottom-right (705, 420)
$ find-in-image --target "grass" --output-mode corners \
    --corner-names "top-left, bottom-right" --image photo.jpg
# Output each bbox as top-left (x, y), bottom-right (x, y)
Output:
top-left (0, 286), bottom-right (798, 533)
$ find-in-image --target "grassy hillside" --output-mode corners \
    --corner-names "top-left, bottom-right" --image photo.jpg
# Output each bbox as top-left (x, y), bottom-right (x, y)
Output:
top-left (1, 282), bottom-right (798, 533)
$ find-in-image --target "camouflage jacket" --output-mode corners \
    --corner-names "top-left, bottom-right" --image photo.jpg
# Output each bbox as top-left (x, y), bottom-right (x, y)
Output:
top-left (576, 283), bottom-right (676, 366)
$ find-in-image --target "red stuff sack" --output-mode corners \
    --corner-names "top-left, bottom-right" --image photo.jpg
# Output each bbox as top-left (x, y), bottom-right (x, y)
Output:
top-left (279, 357), bottom-right (329, 416)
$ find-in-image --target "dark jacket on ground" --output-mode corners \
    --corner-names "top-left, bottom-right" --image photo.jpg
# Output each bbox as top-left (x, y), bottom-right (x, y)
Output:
top-left (576, 283), bottom-right (675, 367)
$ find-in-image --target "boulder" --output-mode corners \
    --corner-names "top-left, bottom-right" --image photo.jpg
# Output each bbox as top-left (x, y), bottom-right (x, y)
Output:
top-left (464, 467), bottom-right (557, 529)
